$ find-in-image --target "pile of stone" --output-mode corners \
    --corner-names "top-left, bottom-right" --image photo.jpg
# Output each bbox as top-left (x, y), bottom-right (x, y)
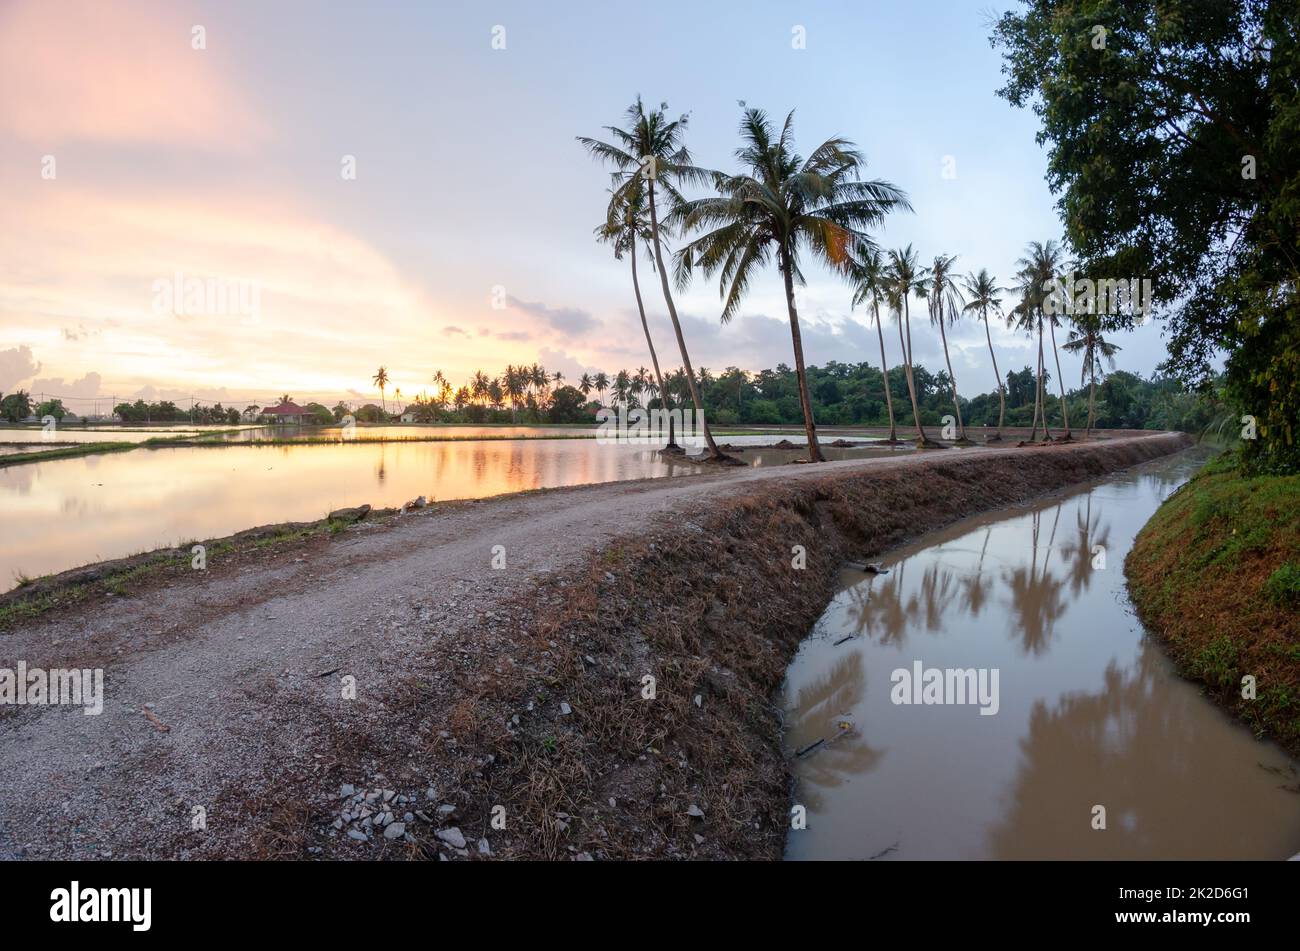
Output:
top-left (327, 782), bottom-right (490, 859)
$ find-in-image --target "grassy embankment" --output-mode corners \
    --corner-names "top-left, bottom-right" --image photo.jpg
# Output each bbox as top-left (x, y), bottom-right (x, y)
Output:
top-left (1127, 453), bottom-right (1300, 756)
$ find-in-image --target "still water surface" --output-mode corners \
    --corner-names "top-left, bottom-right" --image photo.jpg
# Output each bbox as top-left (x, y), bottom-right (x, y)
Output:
top-left (0, 439), bottom-right (698, 589)
top-left (0, 429), bottom-right (912, 590)
top-left (782, 449), bottom-right (1300, 860)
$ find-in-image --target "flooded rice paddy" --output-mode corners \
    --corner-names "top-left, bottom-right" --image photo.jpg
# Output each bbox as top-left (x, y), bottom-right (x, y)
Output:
top-left (0, 426), bottom-right (913, 590)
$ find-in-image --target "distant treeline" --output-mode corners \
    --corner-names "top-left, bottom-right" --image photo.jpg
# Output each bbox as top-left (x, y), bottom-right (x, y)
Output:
top-left (377, 360), bottom-right (1226, 434)
top-left (2, 363), bottom-right (1223, 434)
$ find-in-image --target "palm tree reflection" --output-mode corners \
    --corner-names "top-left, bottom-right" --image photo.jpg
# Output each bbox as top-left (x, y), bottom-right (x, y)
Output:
top-left (788, 652), bottom-right (885, 813)
top-left (1002, 506), bottom-right (1068, 655)
top-left (986, 642), bottom-right (1300, 859)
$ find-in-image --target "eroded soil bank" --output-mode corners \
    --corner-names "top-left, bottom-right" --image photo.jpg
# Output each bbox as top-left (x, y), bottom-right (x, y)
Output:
top-left (0, 432), bottom-right (1189, 860)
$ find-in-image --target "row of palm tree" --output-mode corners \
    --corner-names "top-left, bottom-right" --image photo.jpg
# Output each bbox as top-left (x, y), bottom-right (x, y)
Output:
top-left (849, 241), bottom-right (1121, 447)
top-left (369, 360), bottom-right (695, 421)
top-left (581, 98), bottom-right (1123, 461)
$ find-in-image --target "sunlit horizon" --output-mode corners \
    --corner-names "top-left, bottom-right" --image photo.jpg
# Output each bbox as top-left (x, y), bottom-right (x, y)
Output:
top-left (2, 0), bottom-right (1190, 414)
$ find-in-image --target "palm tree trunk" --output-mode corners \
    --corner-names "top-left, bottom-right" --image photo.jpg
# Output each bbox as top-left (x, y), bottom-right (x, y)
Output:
top-left (1037, 318), bottom-right (1053, 440)
top-left (900, 299), bottom-right (929, 444)
top-left (1029, 327), bottom-right (1041, 441)
top-left (872, 299), bottom-right (897, 441)
top-left (936, 309), bottom-right (967, 441)
top-left (1049, 319), bottom-right (1071, 439)
top-left (629, 235), bottom-right (678, 451)
top-left (780, 247), bottom-right (824, 463)
top-left (646, 180), bottom-right (725, 460)
top-left (1087, 363), bottom-right (1096, 437)
top-left (982, 310), bottom-right (1005, 441)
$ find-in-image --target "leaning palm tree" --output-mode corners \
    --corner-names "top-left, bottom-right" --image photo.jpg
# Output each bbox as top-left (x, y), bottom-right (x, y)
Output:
top-left (579, 97), bottom-right (729, 460)
top-left (1062, 313), bottom-right (1121, 437)
top-left (962, 269), bottom-right (1008, 441)
top-left (924, 253), bottom-right (971, 445)
top-left (886, 245), bottom-right (941, 447)
top-left (372, 367), bottom-right (388, 414)
top-left (673, 106), bottom-right (908, 462)
top-left (849, 249), bottom-right (899, 443)
top-left (595, 182), bottom-right (681, 450)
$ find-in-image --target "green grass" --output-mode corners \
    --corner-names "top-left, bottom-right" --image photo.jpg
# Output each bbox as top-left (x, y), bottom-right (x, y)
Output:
top-left (1264, 561), bottom-right (1300, 607)
top-left (0, 522), bottom-right (319, 630)
top-left (1126, 450), bottom-right (1300, 756)
top-left (0, 441), bottom-right (137, 468)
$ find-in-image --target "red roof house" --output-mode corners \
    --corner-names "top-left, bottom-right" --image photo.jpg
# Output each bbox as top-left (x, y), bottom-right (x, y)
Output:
top-left (261, 400), bottom-right (313, 423)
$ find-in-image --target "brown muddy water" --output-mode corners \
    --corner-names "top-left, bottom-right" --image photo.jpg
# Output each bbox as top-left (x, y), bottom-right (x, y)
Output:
top-left (782, 448), bottom-right (1300, 860)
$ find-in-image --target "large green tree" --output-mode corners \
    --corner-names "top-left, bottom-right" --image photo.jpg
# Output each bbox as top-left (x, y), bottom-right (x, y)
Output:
top-left (992, 0), bottom-right (1299, 470)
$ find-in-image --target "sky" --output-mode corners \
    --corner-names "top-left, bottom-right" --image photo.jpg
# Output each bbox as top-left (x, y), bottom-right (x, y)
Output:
top-left (0, 0), bottom-right (1184, 413)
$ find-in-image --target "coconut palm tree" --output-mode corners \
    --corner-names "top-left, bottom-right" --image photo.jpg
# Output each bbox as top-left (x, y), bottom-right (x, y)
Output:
top-left (578, 97), bottom-right (729, 461)
top-left (886, 245), bottom-right (941, 447)
top-left (372, 368), bottom-right (388, 414)
top-left (1008, 290), bottom-right (1047, 441)
top-left (673, 106), bottom-right (908, 462)
top-left (595, 182), bottom-right (681, 449)
top-left (962, 269), bottom-right (1008, 441)
top-left (1014, 240), bottom-right (1071, 441)
top-left (502, 365), bottom-right (524, 420)
top-left (1062, 314), bottom-right (1121, 437)
top-left (578, 373), bottom-right (593, 398)
top-left (593, 371), bottom-right (610, 406)
top-left (849, 249), bottom-right (898, 442)
top-left (613, 369), bottom-right (631, 406)
top-left (924, 253), bottom-right (971, 444)
top-left (530, 364), bottom-right (548, 404)
top-left (1010, 249), bottom-right (1051, 442)
top-left (471, 370), bottom-right (490, 407)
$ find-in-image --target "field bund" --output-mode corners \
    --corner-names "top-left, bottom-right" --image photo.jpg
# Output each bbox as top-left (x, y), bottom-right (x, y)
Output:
top-left (0, 432), bottom-right (1192, 860)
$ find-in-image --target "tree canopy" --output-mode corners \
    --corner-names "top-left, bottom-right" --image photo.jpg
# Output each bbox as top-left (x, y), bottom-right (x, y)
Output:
top-left (992, 0), bottom-right (1299, 470)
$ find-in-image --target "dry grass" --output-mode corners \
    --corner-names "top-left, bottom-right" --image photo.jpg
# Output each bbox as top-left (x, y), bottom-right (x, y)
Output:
top-left (449, 434), bottom-right (1192, 860)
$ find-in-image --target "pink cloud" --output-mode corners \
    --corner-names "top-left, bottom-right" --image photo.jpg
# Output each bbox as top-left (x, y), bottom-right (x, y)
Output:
top-left (0, 0), bottom-right (267, 149)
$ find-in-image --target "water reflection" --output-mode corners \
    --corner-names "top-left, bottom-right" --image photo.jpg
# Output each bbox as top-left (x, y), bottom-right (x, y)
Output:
top-left (783, 449), bottom-right (1300, 860)
top-left (0, 439), bottom-right (700, 591)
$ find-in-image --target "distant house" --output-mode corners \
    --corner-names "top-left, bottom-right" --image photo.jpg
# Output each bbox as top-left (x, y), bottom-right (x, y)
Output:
top-left (260, 400), bottom-right (313, 424)
top-left (399, 409), bottom-right (417, 423)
